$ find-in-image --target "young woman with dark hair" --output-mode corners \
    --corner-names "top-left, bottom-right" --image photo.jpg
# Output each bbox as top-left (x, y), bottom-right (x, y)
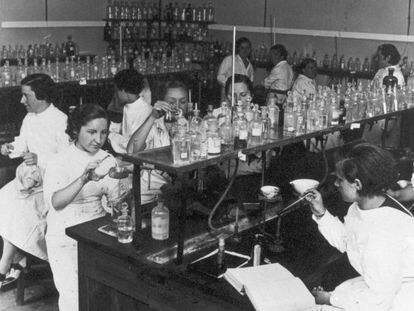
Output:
top-left (306, 143), bottom-right (414, 310)
top-left (217, 37), bottom-right (254, 90)
top-left (44, 104), bottom-right (121, 311)
top-left (292, 58), bottom-right (318, 99)
top-left (0, 73), bottom-right (69, 289)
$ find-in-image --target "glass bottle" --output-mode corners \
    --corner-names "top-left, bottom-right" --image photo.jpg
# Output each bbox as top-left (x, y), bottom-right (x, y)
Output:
top-left (250, 109), bottom-right (262, 145)
top-left (203, 104), bottom-right (217, 131)
top-left (284, 92), bottom-right (296, 135)
top-left (207, 124), bottom-right (221, 155)
top-left (260, 106), bottom-right (271, 140)
top-left (117, 208), bottom-right (133, 243)
top-left (104, 21), bottom-right (112, 41)
top-left (322, 54), bottom-right (330, 68)
top-left (383, 68), bottom-right (398, 95)
top-left (151, 195), bottom-right (169, 241)
top-left (220, 115), bottom-right (234, 152)
top-left (267, 97), bottom-right (279, 140)
top-left (65, 35), bottom-right (76, 57)
top-left (207, 2), bottom-right (215, 22)
top-left (172, 128), bottom-right (190, 165)
top-left (233, 107), bottom-right (248, 149)
top-left (106, 0), bottom-right (114, 19)
top-left (189, 127), bottom-right (202, 162)
top-left (362, 57), bottom-right (370, 72)
top-left (217, 237), bottom-right (225, 272)
top-left (190, 104), bottom-right (203, 131)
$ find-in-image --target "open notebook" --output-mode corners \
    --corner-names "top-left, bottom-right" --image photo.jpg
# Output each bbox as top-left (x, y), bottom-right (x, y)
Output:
top-left (224, 263), bottom-right (316, 311)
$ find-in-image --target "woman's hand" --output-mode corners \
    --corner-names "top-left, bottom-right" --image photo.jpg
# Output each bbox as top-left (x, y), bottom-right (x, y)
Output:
top-left (0, 143), bottom-right (13, 156)
top-left (311, 286), bottom-right (331, 305)
top-left (305, 188), bottom-right (326, 217)
top-left (80, 161), bottom-right (104, 184)
top-left (152, 101), bottom-right (173, 119)
top-left (22, 152), bottom-right (38, 165)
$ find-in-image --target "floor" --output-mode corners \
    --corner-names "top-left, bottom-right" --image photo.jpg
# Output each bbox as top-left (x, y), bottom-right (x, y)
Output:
top-left (0, 267), bottom-right (58, 311)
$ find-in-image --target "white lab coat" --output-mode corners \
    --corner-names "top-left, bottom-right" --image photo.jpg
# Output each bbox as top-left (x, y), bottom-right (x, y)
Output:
top-left (372, 65), bottom-right (405, 89)
top-left (292, 74), bottom-right (316, 99)
top-left (108, 97), bottom-right (152, 154)
top-left (0, 104), bottom-right (69, 260)
top-left (217, 54), bottom-right (254, 86)
top-left (44, 145), bottom-right (120, 311)
top-left (314, 197), bottom-right (414, 311)
top-left (263, 60), bottom-right (294, 91)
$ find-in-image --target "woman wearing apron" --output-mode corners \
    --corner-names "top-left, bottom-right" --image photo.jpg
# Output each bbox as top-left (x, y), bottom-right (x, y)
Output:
top-left (43, 104), bottom-right (121, 311)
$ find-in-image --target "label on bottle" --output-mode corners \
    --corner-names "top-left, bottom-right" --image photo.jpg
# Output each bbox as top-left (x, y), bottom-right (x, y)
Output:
top-left (252, 127), bottom-right (261, 137)
top-left (239, 130), bottom-right (248, 140)
top-left (152, 216), bottom-right (169, 240)
top-left (207, 137), bottom-right (221, 154)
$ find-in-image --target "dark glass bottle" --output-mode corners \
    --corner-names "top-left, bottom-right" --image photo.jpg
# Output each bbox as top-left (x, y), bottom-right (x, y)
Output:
top-left (383, 68), bottom-right (398, 94)
top-left (104, 22), bottom-right (112, 41)
top-left (65, 35), bottom-right (76, 57)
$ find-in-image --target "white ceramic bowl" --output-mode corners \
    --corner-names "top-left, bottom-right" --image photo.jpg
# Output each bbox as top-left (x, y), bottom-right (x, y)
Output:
top-left (290, 179), bottom-right (319, 195)
top-left (260, 185), bottom-right (280, 199)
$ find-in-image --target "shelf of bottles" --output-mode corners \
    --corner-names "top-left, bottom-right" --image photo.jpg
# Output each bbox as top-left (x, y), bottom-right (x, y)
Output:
top-left (104, 1), bottom-right (215, 46)
top-left (161, 81), bottom-right (414, 167)
top-left (103, 1), bottom-right (216, 75)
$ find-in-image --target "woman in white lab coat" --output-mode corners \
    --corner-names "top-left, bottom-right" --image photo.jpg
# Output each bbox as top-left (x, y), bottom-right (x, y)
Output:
top-left (0, 73), bottom-right (69, 288)
top-left (306, 143), bottom-right (414, 311)
top-left (44, 104), bottom-right (121, 311)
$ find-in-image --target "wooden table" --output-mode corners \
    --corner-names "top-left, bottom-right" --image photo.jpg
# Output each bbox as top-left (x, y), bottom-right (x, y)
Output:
top-left (66, 213), bottom-right (341, 311)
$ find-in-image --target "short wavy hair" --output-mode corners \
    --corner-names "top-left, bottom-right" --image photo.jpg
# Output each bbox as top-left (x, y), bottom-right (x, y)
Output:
top-left (336, 143), bottom-right (397, 197)
top-left (114, 69), bottom-right (146, 95)
top-left (21, 73), bottom-right (56, 103)
top-left (66, 104), bottom-right (108, 141)
top-left (224, 74), bottom-right (253, 97)
top-left (378, 44), bottom-right (401, 66)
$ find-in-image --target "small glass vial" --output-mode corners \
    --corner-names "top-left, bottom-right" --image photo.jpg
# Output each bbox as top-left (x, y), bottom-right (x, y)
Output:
top-left (151, 195), bottom-right (170, 240)
top-left (217, 237), bottom-right (225, 271)
top-left (117, 209), bottom-right (133, 243)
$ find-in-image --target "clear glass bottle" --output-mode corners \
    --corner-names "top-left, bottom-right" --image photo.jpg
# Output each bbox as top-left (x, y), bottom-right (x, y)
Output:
top-left (284, 91), bottom-right (296, 135)
top-left (260, 106), bottom-right (271, 140)
top-left (117, 208), bottom-right (133, 244)
top-left (250, 109), bottom-right (262, 145)
top-left (189, 128), bottom-right (202, 162)
top-left (190, 105), bottom-right (203, 131)
top-left (267, 97), bottom-right (279, 140)
top-left (172, 128), bottom-right (190, 165)
top-left (233, 107), bottom-right (248, 149)
top-left (207, 124), bottom-right (221, 155)
top-left (220, 115), bottom-right (234, 152)
top-left (203, 104), bottom-right (217, 131)
top-left (151, 195), bottom-right (169, 241)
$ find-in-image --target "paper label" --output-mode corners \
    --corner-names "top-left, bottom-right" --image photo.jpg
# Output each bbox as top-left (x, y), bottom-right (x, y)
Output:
top-left (238, 151), bottom-right (247, 162)
top-left (350, 123), bottom-right (360, 130)
top-left (239, 130), bottom-right (248, 140)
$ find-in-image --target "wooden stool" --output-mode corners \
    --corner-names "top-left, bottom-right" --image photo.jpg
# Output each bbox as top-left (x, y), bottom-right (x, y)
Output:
top-left (15, 255), bottom-right (51, 306)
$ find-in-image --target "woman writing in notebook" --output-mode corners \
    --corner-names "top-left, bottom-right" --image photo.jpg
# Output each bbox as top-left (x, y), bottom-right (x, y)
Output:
top-left (306, 143), bottom-right (414, 311)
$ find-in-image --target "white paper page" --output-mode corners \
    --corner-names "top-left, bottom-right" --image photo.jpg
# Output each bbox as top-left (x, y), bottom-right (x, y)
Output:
top-left (245, 277), bottom-right (315, 311)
